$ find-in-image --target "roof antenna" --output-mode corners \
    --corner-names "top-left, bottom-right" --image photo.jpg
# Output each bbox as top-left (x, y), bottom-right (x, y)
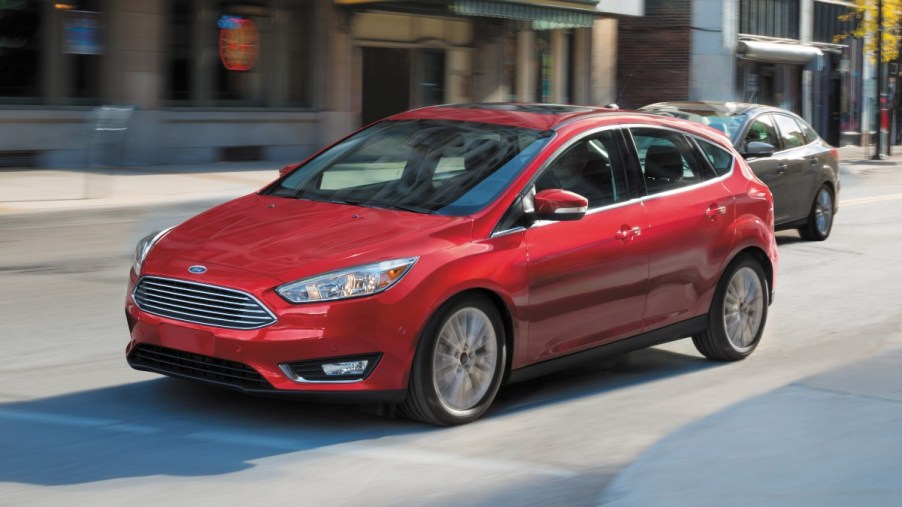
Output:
top-left (610, 72), bottom-right (633, 109)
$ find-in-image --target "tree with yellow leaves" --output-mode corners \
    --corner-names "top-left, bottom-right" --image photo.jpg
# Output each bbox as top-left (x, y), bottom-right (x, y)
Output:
top-left (841, 0), bottom-right (902, 62)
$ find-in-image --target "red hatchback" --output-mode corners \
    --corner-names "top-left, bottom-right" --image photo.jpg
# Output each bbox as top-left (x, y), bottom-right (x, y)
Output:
top-left (126, 104), bottom-right (777, 425)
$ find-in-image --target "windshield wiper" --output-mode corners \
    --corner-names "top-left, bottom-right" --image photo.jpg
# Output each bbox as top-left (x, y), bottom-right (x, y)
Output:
top-left (369, 202), bottom-right (438, 214)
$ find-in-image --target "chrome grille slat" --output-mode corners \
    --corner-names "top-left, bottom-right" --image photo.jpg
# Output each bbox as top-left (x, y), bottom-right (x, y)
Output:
top-left (134, 287), bottom-right (268, 314)
top-left (139, 302), bottom-right (271, 326)
top-left (141, 279), bottom-right (248, 301)
top-left (138, 284), bottom-right (261, 308)
top-left (134, 276), bottom-right (276, 330)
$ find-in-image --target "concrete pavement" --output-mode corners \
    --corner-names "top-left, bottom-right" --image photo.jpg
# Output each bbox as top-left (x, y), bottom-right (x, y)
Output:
top-left (0, 161), bottom-right (282, 216)
top-left (2, 149), bottom-right (902, 505)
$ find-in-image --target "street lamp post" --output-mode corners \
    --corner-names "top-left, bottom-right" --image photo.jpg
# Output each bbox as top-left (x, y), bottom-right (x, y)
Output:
top-left (874, 0), bottom-right (885, 159)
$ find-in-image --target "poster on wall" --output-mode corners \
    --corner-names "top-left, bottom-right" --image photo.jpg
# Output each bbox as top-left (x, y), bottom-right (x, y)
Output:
top-left (218, 15), bottom-right (259, 71)
top-left (64, 10), bottom-right (103, 55)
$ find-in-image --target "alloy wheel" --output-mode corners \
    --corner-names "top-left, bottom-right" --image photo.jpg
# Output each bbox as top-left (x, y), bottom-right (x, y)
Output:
top-left (432, 307), bottom-right (498, 413)
top-left (722, 266), bottom-right (765, 352)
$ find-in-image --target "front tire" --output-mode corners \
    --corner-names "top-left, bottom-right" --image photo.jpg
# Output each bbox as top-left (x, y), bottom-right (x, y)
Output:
top-left (798, 185), bottom-right (834, 241)
top-left (402, 294), bottom-right (506, 425)
top-left (693, 256), bottom-right (768, 361)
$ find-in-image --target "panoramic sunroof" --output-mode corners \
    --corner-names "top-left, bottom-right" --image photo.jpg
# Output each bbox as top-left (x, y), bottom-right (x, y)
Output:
top-left (443, 103), bottom-right (597, 115)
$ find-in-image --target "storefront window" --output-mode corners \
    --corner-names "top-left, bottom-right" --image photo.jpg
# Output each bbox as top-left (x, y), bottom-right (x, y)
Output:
top-left (167, 0), bottom-right (193, 101)
top-left (535, 30), bottom-right (551, 102)
top-left (62, 2), bottom-right (104, 100)
top-left (503, 31), bottom-right (517, 101)
top-left (0, 0), bottom-right (43, 101)
top-left (213, 1), bottom-right (268, 103)
top-left (165, 0), bottom-right (312, 107)
top-left (286, 0), bottom-right (312, 107)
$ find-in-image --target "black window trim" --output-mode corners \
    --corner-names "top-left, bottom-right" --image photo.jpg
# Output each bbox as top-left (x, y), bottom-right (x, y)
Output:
top-left (623, 125), bottom-right (729, 199)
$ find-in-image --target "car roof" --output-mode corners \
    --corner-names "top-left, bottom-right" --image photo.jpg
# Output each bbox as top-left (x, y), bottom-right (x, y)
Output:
top-left (389, 103), bottom-right (623, 131)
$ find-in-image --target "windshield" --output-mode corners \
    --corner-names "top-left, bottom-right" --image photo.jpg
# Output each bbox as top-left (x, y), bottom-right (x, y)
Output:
top-left (264, 120), bottom-right (550, 216)
top-left (641, 106), bottom-right (749, 145)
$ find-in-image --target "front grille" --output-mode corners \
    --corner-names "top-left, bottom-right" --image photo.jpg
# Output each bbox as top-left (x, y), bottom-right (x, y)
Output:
top-left (133, 276), bottom-right (276, 330)
top-left (130, 344), bottom-right (273, 390)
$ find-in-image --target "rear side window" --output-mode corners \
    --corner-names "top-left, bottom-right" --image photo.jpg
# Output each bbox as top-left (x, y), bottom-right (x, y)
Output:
top-left (697, 139), bottom-right (734, 177)
top-left (798, 118), bottom-right (820, 144)
top-left (773, 114), bottom-right (806, 149)
top-left (630, 128), bottom-right (708, 195)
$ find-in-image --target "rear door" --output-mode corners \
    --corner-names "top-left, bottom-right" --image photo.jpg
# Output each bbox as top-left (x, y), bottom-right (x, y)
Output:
top-left (628, 127), bottom-right (735, 332)
top-left (771, 113), bottom-right (817, 221)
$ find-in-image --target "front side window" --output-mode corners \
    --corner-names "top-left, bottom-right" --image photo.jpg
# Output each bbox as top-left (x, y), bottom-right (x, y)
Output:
top-left (535, 130), bottom-right (630, 209)
top-left (630, 128), bottom-right (708, 195)
top-left (265, 120), bottom-right (551, 216)
top-left (743, 114), bottom-right (780, 150)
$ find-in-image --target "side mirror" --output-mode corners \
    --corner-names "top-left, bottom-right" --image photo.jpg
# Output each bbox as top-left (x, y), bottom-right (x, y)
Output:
top-left (533, 189), bottom-right (588, 222)
top-left (279, 163), bottom-right (300, 176)
top-left (743, 141), bottom-right (775, 158)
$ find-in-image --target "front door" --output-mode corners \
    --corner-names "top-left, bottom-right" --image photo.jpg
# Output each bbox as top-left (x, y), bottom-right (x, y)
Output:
top-left (525, 129), bottom-right (650, 362)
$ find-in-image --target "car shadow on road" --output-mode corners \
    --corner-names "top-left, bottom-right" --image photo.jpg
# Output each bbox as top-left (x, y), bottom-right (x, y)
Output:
top-left (0, 347), bottom-right (716, 486)
top-left (492, 347), bottom-right (716, 416)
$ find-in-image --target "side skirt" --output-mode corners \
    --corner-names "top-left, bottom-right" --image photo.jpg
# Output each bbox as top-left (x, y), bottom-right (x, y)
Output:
top-left (506, 316), bottom-right (707, 385)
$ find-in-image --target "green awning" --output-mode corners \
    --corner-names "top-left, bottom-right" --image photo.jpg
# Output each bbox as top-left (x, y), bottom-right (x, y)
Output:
top-left (451, 0), bottom-right (599, 29)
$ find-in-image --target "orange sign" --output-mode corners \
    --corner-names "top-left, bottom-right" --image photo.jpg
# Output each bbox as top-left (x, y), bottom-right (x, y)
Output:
top-left (219, 16), bottom-right (258, 71)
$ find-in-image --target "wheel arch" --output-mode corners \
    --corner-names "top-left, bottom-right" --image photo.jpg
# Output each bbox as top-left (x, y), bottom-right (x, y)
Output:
top-left (434, 288), bottom-right (516, 382)
top-left (735, 246), bottom-right (774, 304)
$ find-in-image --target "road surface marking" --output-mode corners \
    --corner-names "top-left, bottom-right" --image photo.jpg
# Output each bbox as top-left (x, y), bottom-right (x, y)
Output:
top-left (842, 193), bottom-right (902, 207)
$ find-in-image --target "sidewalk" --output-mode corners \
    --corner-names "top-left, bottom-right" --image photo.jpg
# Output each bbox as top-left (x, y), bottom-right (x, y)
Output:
top-left (0, 161), bottom-right (282, 216)
top-left (837, 144), bottom-right (902, 165)
top-left (2, 146), bottom-right (900, 217)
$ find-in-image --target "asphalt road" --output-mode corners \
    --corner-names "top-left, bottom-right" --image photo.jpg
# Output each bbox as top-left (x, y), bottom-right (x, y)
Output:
top-left (1, 162), bottom-right (902, 506)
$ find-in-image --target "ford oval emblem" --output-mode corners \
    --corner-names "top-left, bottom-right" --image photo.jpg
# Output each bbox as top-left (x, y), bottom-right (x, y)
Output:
top-left (188, 265), bottom-right (207, 274)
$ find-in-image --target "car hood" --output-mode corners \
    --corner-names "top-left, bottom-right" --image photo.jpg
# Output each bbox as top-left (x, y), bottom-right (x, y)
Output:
top-left (148, 194), bottom-right (473, 282)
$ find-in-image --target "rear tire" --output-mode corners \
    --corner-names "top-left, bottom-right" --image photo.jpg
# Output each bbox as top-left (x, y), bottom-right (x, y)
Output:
top-left (693, 256), bottom-right (768, 361)
top-left (401, 294), bottom-right (506, 425)
top-left (798, 185), bottom-right (834, 241)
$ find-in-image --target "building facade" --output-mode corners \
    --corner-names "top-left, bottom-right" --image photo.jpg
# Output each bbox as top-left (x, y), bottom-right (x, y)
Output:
top-left (617, 0), bottom-right (862, 147)
top-left (0, 0), bottom-right (640, 168)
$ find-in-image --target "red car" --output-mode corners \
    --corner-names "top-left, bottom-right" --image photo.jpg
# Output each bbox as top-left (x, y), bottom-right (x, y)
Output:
top-left (126, 104), bottom-right (777, 425)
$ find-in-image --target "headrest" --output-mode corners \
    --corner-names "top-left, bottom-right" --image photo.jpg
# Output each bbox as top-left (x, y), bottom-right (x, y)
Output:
top-left (645, 145), bottom-right (683, 181)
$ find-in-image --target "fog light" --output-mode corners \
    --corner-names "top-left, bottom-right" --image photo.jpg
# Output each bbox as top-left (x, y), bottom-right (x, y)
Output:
top-left (279, 353), bottom-right (381, 383)
top-left (322, 360), bottom-right (369, 376)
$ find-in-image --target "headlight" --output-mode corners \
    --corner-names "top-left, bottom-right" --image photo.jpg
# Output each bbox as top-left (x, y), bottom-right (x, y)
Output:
top-left (133, 227), bottom-right (173, 274)
top-left (276, 257), bottom-right (418, 303)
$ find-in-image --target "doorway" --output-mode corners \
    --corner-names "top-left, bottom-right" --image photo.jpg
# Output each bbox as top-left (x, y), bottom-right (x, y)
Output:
top-left (362, 47), bottom-right (411, 125)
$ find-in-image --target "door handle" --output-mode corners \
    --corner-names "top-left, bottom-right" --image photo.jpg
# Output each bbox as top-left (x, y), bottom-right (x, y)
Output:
top-left (808, 158), bottom-right (818, 166)
top-left (776, 163), bottom-right (787, 175)
top-left (615, 225), bottom-right (642, 241)
top-left (705, 204), bottom-right (727, 219)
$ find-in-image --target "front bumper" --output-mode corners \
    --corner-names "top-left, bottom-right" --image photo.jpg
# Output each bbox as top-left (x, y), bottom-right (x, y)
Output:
top-left (125, 272), bottom-right (424, 402)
